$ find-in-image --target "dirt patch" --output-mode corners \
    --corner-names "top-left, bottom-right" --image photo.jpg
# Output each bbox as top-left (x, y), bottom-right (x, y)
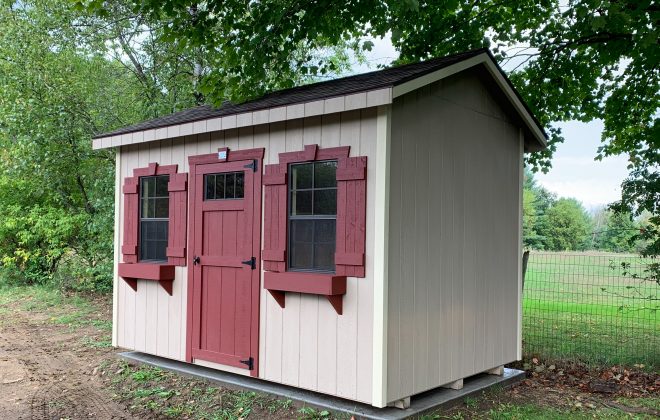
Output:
top-left (0, 359), bottom-right (27, 384)
top-left (0, 293), bottom-right (131, 420)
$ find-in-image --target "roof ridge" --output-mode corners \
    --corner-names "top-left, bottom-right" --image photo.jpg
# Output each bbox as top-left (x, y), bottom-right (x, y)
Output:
top-left (239, 48), bottom-right (489, 102)
top-left (93, 48), bottom-right (491, 139)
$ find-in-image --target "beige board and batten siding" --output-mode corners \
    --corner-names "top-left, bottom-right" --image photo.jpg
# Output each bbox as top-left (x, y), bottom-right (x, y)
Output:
top-left (113, 108), bottom-right (378, 404)
top-left (386, 70), bottom-right (522, 402)
top-left (115, 138), bottom-right (190, 362)
top-left (259, 109), bottom-right (376, 404)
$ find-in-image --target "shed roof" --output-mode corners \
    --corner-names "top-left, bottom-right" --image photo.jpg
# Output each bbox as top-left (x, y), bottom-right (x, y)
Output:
top-left (93, 49), bottom-right (547, 151)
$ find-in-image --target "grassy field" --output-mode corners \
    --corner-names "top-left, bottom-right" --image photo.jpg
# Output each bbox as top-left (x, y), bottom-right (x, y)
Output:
top-left (523, 251), bottom-right (659, 368)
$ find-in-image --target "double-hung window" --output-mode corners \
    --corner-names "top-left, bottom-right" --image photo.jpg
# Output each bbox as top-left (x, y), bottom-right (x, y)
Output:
top-left (262, 144), bottom-right (366, 278)
top-left (139, 175), bottom-right (169, 262)
top-left (262, 145), bottom-right (367, 313)
top-left (288, 161), bottom-right (337, 272)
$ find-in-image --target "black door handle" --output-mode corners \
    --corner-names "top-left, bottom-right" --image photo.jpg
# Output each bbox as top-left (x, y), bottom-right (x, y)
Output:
top-left (193, 256), bottom-right (200, 265)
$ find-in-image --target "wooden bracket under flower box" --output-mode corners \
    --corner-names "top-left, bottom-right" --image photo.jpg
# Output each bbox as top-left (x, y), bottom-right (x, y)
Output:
top-left (118, 263), bottom-right (176, 295)
top-left (263, 272), bottom-right (347, 315)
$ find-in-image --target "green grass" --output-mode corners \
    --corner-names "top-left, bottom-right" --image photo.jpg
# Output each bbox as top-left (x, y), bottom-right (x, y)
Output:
top-left (131, 367), bottom-right (165, 383)
top-left (425, 392), bottom-right (660, 420)
top-left (0, 284), bottom-right (64, 308)
top-left (484, 402), bottom-right (656, 420)
top-left (617, 397), bottom-right (660, 411)
top-left (0, 284), bottom-right (111, 347)
top-left (0, 284), bottom-right (92, 315)
top-left (523, 252), bottom-right (659, 368)
top-left (111, 363), bottom-right (333, 419)
top-left (114, 364), bottom-right (263, 418)
top-left (81, 335), bottom-right (113, 348)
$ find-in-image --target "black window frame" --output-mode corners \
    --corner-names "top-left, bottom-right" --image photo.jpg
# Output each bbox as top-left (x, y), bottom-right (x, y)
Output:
top-left (204, 171), bottom-right (245, 200)
top-left (139, 175), bottom-right (170, 263)
top-left (287, 160), bottom-right (337, 273)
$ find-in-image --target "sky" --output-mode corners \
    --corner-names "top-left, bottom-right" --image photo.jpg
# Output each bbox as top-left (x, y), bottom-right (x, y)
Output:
top-left (351, 36), bottom-right (630, 212)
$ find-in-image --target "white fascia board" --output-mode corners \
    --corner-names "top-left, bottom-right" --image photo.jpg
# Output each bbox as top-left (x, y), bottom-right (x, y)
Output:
top-left (92, 88), bottom-right (393, 150)
top-left (392, 53), bottom-right (547, 150)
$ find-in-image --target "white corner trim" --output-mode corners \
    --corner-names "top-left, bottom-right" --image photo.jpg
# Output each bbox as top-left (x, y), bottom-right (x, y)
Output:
top-left (111, 148), bottom-right (121, 347)
top-left (392, 53), bottom-right (547, 150)
top-left (372, 105), bottom-right (391, 408)
top-left (92, 88), bottom-right (393, 150)
top-left (516, 129), bottom-right (524, 360)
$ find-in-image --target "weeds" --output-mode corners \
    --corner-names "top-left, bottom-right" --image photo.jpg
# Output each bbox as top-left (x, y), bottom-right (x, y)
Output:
top-left (108, 362), bottom-right (305, 420)
top-left (131, 367), bottom-right (164, 382)
top-left (81, 336), bottom-right (112, 348)
top-left (268, 398), bottom-right (293, 413)
top-left (298, 406), bottom-right (331, 419)
top-left (464, 396), bottom-right (478, 409)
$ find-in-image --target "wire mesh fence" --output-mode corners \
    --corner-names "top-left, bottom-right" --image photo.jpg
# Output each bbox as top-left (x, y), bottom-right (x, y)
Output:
top-left (522, 251), bottom-right (659, 368)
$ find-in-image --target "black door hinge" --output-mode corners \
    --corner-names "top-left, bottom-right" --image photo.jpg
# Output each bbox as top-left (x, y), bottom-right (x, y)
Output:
top-left (243, 159), bottom-right (257, 172)
top-left (239, 357), bottom-right (254, 370)
top-left (241, 256), bottom-right (256, 270)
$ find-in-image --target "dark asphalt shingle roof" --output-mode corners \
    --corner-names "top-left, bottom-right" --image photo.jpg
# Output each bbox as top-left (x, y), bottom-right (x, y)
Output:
top-left (95, 49), bottom-right (491, 139)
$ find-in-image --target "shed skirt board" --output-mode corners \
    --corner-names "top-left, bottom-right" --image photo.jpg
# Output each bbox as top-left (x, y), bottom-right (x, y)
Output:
top-left (186, 158), bottom-right (262, 376)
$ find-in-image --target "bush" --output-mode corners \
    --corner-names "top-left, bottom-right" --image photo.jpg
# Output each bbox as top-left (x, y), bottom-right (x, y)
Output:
top-left (52, 254), bottom-right (113, 293)
top-left (0, 202), bottom-right (114, 292)
top-left (0, 205), bottom-right (83, 283)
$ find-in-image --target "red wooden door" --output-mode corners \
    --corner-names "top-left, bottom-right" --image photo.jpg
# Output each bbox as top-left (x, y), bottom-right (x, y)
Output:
top-left (189, 159), bottom-right (260, 373)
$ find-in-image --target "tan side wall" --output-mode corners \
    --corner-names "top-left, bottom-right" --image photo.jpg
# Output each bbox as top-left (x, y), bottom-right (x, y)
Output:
top-left (114, 108), bottom-right (377, 404)
top-left (386, 71), bottom-right (523, 402)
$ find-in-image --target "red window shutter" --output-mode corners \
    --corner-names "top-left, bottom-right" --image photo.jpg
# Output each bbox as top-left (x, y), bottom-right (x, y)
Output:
top-left (167, 173), bottom-right (188, 266)
top-left (121, 176), bottom-right (139, 264)
top-left (335, 156), bottom-right (367, 277)
top-left (262, 163), bottom-right (288, 272)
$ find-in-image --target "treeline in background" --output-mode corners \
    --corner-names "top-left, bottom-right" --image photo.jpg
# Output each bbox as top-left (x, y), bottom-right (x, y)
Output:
top-left (523, 171), bottom-right (648, 254)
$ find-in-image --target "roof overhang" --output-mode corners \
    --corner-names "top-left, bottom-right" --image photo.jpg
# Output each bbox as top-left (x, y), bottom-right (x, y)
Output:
top-left (92, 88), bottom-right (392, 150)
top-left (93, 52), bottom-right (547, 152)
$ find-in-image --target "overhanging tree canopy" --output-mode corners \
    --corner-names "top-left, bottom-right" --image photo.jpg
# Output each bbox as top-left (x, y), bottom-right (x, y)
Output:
top-left (86, 0), bottom-right (657, 255)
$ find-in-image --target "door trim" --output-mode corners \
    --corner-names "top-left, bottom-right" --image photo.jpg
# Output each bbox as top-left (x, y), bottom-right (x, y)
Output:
top-left (185, 147), bottom-right (264, 377)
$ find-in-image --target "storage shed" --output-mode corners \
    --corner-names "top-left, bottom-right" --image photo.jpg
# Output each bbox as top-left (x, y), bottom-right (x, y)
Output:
top-left (95, 49), bottom-right (547, 408)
